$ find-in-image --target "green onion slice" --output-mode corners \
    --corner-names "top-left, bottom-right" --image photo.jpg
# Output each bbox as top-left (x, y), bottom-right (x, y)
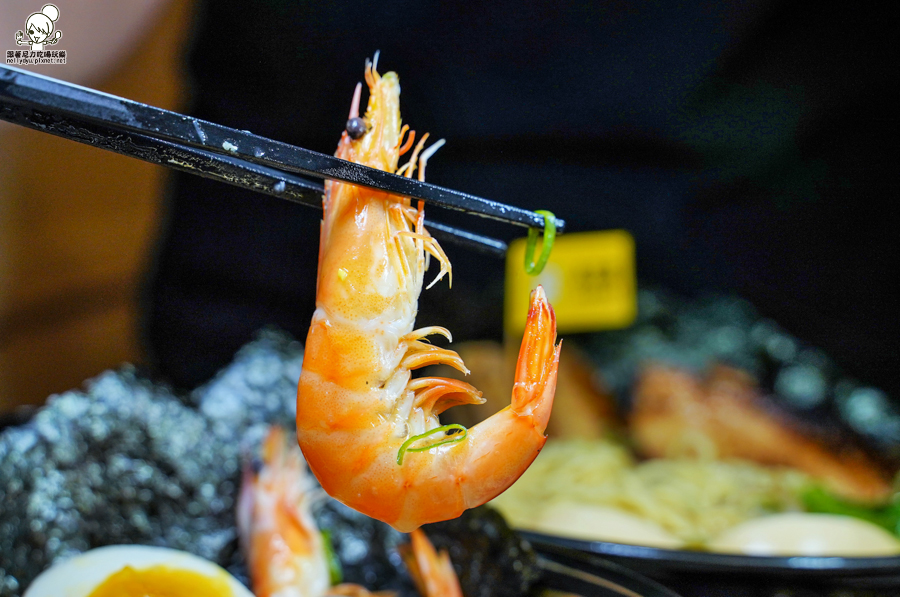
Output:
top-left (397, 424), bottom-right (467, 465)
top-left (320, 529), bottom-right (343, 585)
top-left (524, 210), bottom-right (557, 276)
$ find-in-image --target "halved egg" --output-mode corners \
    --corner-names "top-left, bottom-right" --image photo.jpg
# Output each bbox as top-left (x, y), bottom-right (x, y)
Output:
top-left (529, 501), bottom-right (685, 549)
top-left (708, 513), bottom-right (900, 557)
top-left (23, 545), bottom-right (254, 597)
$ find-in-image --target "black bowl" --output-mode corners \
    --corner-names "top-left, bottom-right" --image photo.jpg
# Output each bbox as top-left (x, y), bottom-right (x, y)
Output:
top-left (535, 542), bottom-right (683, 597)
top-left (522, 531), bottom-right (900, 595)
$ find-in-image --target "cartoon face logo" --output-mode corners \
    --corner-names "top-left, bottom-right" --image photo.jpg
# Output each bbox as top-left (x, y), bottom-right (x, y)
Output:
top-left (15, 4), bottom-right (63, 51)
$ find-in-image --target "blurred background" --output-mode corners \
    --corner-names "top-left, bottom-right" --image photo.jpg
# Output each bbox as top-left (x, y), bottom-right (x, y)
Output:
top-left (1, 3), bottom-right (899, 595)
top-left (0, 0), bottom-right (192, 409)
top-left (1, 0), bottom-right (895, 412)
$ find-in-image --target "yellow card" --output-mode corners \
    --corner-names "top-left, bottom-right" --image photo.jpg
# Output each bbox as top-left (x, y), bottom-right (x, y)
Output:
top-left (505, 230), bottom-right (637, 335)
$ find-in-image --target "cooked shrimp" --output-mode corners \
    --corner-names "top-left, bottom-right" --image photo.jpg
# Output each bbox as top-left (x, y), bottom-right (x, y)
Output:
top-left (239, 426), bottom-right (402, 597)
top-left (296, 56), bottom-right (561, 532)
top-left (237, 426), bottom-right (331, 597)
top-left (238, 426), bottom-right (463, 597)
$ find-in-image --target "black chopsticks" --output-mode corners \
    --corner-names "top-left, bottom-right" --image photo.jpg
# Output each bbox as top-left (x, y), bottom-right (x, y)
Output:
top-left (0, 65), bottom-right (563, 257)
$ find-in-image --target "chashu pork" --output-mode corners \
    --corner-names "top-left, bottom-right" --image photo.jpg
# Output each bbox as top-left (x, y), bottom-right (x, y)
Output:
top-left (630, 364), bottom-right (893, 502)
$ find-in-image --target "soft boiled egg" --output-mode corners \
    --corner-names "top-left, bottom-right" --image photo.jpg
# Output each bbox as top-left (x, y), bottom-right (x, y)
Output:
top-left (529, 501), bottom-right (685, 549)
top-left (708, 513), bottom-right (900, 557)
top-left (23, 545), bottom-right (255, 597)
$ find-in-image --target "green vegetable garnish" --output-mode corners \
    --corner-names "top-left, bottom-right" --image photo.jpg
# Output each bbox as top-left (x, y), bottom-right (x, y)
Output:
top-left (524, 210), bottom-right (557, 276)
top-left (320, 529), bottom-right (343, 585)
top-left (397, 424), bottom-right (467, 465)
top-left (802, 485), bottom-right (900, 536)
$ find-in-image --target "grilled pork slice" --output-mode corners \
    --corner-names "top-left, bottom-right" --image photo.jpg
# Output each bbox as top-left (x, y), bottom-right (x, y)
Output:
top-left (630, 364), bottom-right (893, 502)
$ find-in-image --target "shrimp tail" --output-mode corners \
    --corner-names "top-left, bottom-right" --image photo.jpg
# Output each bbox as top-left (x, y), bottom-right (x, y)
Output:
top-left (512, 284), bottom-right (560, 430)
top-left (450, 284), bottom-right (560, 516)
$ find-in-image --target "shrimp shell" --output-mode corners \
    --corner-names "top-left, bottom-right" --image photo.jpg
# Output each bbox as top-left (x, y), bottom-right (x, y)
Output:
top-left (297, 58), bottom-right (560, 532)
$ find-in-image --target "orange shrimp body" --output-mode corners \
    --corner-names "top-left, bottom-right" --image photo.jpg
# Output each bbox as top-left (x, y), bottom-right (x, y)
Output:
top-left (297, 58), bottom-right (560, 532)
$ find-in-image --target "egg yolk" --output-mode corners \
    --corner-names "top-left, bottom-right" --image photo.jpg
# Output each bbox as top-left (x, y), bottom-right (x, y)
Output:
top-left (87, 564), bottom-right (233, 597)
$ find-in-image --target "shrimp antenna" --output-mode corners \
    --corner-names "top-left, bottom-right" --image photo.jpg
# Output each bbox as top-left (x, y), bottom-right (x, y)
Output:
top-left (417, 139), bottom-right (446, 181)
top-left (349, 83), bottom-right (362, 120)
top-left (418, 139), bottom-right (446, 165)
